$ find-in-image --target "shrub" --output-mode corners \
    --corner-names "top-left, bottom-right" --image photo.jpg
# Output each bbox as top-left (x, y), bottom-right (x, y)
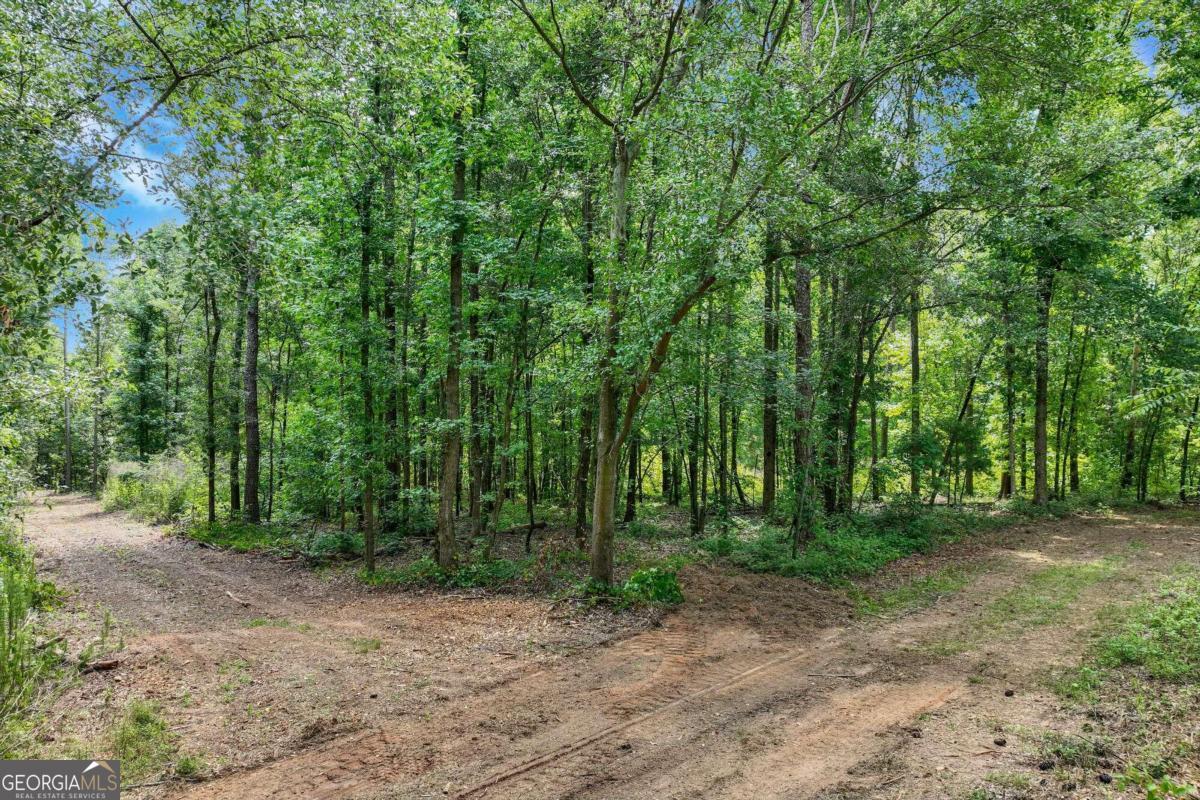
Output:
top-left (0, 522), bottom-right (60, 756)
top-left (621, 567), bottom-right (683, 605)
top-left (101, 455), bottom-right (192, 523)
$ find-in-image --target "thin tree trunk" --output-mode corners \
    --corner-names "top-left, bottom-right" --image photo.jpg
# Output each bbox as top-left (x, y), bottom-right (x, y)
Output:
top-left (1063, 328), bottom-right (1090, 496)
top-left (524, 371), bottom-right (537, 552)
top-left (909, 288), bottom-right (921, 497)
top-left (1032, 261), bottom-right (1053, 505)
top-left (204, 284), bottom-right (222, 525)
top-left (1121, 343), bottom-right (1140, 491)
top-left (243, 258), bottom-right (261, 523)
top-left (623, 430), bottom-right (638, 524)
top-left (762, 232), bottom-right (779, 515)
top-left (62, 307), bottom-right (72, 490)
top-left (1001, 299), bottom-right (1015, 498)
top-left (90, 299), bottom-right (102, 494)
top-left (359, 178), bottom-right (377, 572)
top-left (1182, 396), bottom-right (1199, 501)
top-left (437, 19), bottom-right (469, 570)
top-left (228, 291), bottom-right (244, 517)
top-left (792, 252), bottom-right (814, 551)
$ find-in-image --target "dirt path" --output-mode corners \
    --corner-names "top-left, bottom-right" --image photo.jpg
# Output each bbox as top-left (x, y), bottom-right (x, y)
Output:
top-left (24, 494), bottom-right (1200, 799)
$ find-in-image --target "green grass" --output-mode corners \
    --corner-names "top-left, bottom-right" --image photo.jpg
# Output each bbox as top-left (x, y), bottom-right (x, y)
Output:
top-left (112, 700), bottom-right (178, 781)
top-left (1048, 576), bottom-right (1200, 798)
top-left (242, 617), bottom-right (312, 632)
top-left (350, 637), bottom-right (381, 653)
top-left (0, 520), bottom-right (63, 756)
top-left (920, 558), bottom-right (1120, 656)
top-left (364, 554), bottom-right (684, 607)
top-left (101, 458), bottom-right (192, 523)
top-left (1098, 577), bottom-right (1200, 681)
top-left (983, 559), bottom-right (1120, 629)
top-left (853, 565), bottom-right (976, 617)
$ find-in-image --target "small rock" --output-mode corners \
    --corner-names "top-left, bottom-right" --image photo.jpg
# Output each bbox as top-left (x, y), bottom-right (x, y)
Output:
top-left (1004, 689), bottom-right (1015, 697)
top-left (993, 738), bottom-right (1007, 747)
top-left (369, 692), bottom-right (378, 699)
top-left (618, 743), bottom-right (632, 751)
top-left (1038, 760), bottom-right (1055, 771)
top-left (1098, 773), bottom-right (1113, 784)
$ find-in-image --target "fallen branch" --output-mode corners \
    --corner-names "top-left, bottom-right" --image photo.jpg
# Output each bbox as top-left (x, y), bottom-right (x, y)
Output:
top-left (225, 590), bottom-right (251, 607)
top-left (81, 658), bottom-right (120, 674)
top-left (36, 634), bottom-right (65, 651)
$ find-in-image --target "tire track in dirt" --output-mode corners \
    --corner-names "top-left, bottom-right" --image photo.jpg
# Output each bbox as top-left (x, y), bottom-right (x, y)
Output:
top-left (34, 494), bottom-right (1194, 800)
top-left (452, 628), bottom-right (854, 800)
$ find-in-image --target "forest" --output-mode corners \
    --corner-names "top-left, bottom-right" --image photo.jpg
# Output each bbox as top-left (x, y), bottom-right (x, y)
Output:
top-left (2, 0), bottom-right (1200, 798)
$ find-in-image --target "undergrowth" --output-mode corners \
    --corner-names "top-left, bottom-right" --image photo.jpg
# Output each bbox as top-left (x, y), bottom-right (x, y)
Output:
top-left (699, 494), bottom-right (1123, 584)
top-left (363, 553), bottom-right (683, 607)
top-left (0, 517), bottom-right (62, 756)
top-left (1051, 576), bottom-right (1200, 797)
top-left (700, 503), bottom-right (1005, 584)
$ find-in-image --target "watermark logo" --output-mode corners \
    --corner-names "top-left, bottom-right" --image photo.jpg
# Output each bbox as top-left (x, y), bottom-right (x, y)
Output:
top-left (0, 760), bottom-right (120, 800)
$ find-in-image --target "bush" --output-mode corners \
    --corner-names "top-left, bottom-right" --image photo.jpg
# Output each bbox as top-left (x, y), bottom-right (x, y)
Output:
top-left (101, 456), bottom-right (191, 523)
top-left (621, 567), bottom-right (683, 605)
top-left (0, 522), bottom-right (61, 756)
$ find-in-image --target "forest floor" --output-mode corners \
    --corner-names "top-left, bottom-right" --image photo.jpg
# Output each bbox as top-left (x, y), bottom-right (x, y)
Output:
top-left (19, 493), bottom-right (1200, 799)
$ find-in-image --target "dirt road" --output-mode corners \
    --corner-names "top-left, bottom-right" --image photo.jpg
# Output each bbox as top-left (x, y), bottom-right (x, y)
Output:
top-left (24, 494), bottom-right (1200, 799)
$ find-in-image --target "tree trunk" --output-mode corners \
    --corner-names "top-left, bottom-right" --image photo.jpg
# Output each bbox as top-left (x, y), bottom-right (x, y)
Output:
top-left (909, 288), bottom-right (921, 497)
top-left (1032, 261), bottom-right (1053, 505)
top-left (572, 173), bottom-right (597, 546)
top-left (204, 283), bottom-right (222, 525)
top-left (228, 292), bottom-right (244, 517)
top-left (1121, 344), bottom-right (1140, 491)
top-left (792, 253), bottom-right (814, 551)
top-left (90, 299), bottom-right (102, 494)
top-left (1001, 299), bottom-right (1015, 498)
top-left (359, 178), bottom-right (377, 573)
top-left (243, 258), bottom-right (261, 523)
top-left (61, 308), bottom-right (72, 490)
top-left (524, 371), bottom-right (537, 552)
top-left (589, 136), bottom-right (631, 585)
top-left (1182, 396), bottom-right (1199, 501)
top-left (762, 232), bottom-right (779, 515)
top-left (623, 430), bottom-right (638, 524)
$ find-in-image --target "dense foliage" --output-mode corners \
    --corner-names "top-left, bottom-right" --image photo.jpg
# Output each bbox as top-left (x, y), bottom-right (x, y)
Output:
top-left (2, 0), bottom-right (1199, 590)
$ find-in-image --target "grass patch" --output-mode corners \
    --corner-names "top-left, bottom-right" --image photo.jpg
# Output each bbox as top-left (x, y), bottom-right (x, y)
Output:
top-left (113, 700), bottom-right (177, 781)
top-left (982, 559), bottom-right (1120, 630)
top-left (853, 565), bottom-right (976, 617)
top-left (101, 457), bottom-right (192, 524)
top-left (242, 617), bottom-right (311, 632)
top-left (1098, 577), bottom-right (1200, 681)
top-left (363, 554), bottom-right (533, 590)
top-left (919, 558), bottom-right (1120, 656)
top-left (350, 637), bottom-right (381, 654)
top-left (984, 770), bottom-right (1032, 790)
top-left (174, 753), bottom-right (206, 779)
top-left (1047, 576), bottom-right (1200, 797)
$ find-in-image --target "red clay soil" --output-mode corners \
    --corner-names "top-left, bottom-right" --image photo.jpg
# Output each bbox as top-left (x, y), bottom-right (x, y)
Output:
top-left (22, 494), bottom-right (1200, 799)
